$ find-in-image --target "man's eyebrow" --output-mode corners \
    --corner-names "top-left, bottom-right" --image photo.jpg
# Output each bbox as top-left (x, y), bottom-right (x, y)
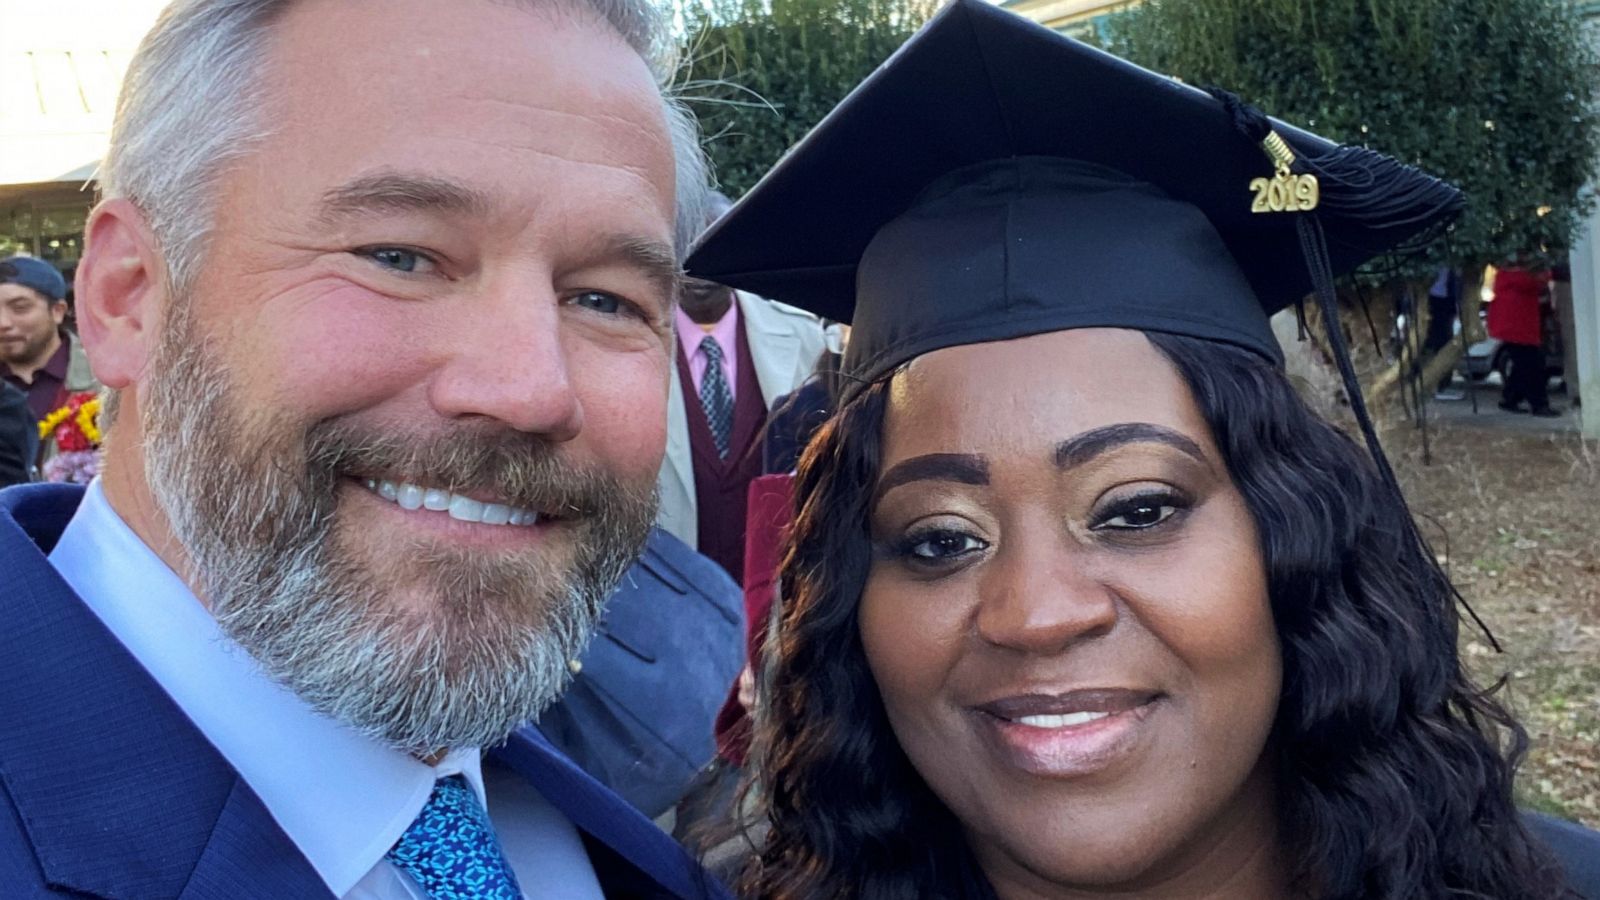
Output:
top-left (1054, 423), bottom-right (1206, 470)
top-left (873, 453), bottom-right (990, 506)
top-left (592, 233), bottom-right (682, 302)
top-left (316, 172), bottom-right (492, 223)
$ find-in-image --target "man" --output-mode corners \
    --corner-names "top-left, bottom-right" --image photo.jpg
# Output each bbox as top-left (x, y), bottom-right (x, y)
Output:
top-left (0, 0), bottom-right (725, 897)
top-left (657, 192), bottom-right (829, 582)
top-left (1, 255), bottom-right (100, 424)
top-left (1422, 267), bottom-right (1465, 401)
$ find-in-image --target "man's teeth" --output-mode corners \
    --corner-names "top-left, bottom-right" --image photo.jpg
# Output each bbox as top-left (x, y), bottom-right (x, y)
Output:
top-left (1014, 711), bottom-right (1112, 728)
top-left (362, 479), bottom-right (540, 526)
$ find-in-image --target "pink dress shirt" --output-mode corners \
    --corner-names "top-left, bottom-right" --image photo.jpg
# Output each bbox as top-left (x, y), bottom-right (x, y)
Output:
top-left (675, 300), bottom-right (740, 404)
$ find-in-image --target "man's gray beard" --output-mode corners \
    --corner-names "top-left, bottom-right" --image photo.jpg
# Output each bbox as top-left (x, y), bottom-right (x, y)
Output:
top-left (139, 303), bottom-right (656, 755)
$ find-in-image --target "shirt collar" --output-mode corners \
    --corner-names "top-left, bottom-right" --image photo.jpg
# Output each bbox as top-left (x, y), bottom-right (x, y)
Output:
top-left (47, 480), bottom-right (482, 896)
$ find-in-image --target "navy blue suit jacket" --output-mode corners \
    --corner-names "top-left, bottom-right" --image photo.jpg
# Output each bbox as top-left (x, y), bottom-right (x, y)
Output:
top-left (0, 483), bottom-right (729, 899)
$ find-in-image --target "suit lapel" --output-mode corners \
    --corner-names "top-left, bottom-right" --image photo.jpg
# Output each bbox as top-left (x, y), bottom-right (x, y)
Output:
top-left (0, 485), bottom-right (329, 900)
top-left (491, 728), bottom-right (730, 899)
top-left (736, 291), bottom-right (800, 409)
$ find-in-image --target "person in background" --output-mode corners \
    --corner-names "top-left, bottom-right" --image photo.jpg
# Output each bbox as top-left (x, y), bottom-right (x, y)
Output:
top-left (687, 2), bottom-right (1600, 896)
top-left (0, 0), bottom-right (727, 897)
top-left (706, 335), bottom-right (848, 778)
top-left (657, 191), bottom-right (829, 584)
top-left (0, 381), bottom-right (34, 487)
top-left (1491, 260), bottom-right (1561, 417)
top-left (1, 255), bottom-right (100, 425)
top-left (1424, 267), bottom-right (1465, 400)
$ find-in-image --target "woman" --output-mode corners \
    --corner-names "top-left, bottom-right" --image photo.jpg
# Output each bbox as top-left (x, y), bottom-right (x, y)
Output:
top-left (684, 1), bottom-right (1600, 897)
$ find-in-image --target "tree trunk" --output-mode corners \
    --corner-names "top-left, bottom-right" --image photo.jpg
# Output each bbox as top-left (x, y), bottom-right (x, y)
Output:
top-left (1368, 269), bottom-right (1484, 408)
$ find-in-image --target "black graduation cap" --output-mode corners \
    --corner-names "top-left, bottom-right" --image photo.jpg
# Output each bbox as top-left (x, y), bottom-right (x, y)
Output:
top-left (686, 0), bottom-right (1496, 645)
top-left (685, 0), bottom-right (1463, 396)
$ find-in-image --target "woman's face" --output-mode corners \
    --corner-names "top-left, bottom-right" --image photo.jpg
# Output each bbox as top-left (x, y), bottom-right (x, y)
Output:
top-left (860, 328), bottom-right (1283, 897)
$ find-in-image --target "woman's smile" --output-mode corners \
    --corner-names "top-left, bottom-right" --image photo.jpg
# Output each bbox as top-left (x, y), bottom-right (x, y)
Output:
top-left (968, 688), bottom-right (1165, 779)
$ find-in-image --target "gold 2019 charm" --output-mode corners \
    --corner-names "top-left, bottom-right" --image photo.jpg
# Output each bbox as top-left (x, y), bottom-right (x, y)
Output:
top-left (1249, 172), bottom-right (1320, 213)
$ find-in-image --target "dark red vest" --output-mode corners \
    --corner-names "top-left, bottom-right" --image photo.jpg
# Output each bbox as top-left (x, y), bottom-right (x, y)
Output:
top-left (678, 324), bottom-right (767, 585)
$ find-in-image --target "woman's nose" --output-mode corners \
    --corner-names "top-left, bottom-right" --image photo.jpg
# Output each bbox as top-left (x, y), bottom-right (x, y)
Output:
top-left (975, 538), bottom-right (1118, 654)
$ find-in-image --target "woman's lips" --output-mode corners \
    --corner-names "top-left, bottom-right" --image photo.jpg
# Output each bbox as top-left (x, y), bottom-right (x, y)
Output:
top-left (971, 689), bottom-right (1163, 779)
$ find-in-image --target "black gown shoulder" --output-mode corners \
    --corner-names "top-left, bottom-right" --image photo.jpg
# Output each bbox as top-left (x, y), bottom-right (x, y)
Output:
top-left (1527, 812), bottom-right (1600, 899)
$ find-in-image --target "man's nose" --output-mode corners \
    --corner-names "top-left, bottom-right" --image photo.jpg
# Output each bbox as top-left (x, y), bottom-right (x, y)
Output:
top-left (975, 534), bottom-right (1118, 655)
top-left (426, 275), bottom-right (583, 441)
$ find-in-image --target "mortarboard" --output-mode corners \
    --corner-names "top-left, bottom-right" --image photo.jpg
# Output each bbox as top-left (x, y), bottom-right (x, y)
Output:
top-left (686, 0), bottom-right (1494, 643)
top-left (686, 0), bottom-right (1461, 394)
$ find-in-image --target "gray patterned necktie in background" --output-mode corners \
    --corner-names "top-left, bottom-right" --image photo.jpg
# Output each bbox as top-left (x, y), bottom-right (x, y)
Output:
top-left (698, 336), bottom-right (734, 458)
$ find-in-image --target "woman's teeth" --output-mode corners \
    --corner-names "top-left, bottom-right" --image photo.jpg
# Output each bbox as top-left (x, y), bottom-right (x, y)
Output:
top-left (362, 479), bottom-right (540, 526)
top-left (1015, 711), bottom-right (1112, 728)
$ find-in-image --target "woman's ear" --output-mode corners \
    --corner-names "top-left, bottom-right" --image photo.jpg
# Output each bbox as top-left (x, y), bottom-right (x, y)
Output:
top-left (74, 199), bottom-right (167, 390)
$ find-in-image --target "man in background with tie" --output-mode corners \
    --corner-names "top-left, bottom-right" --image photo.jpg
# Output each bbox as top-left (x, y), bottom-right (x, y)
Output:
top-left (0, 0), bottom-right (725, 897)
top-left (657, 192), bottom-right (829, 583)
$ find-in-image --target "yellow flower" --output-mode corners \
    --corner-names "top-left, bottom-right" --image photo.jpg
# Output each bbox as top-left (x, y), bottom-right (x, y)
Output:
top-left (37, 405), bottom-right (72, 440)
top-left (76, 397), bottom-right (103, 446)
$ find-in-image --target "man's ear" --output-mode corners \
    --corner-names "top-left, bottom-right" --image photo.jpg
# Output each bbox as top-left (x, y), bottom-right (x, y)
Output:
top-left (75, 199), bottom-right (167, 390)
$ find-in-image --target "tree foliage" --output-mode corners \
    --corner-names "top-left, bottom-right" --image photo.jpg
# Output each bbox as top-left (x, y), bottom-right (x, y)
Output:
top-left (679, 0), bottom-right (937, 197)
top-left (1108, 0), bottom-right (1600, 269)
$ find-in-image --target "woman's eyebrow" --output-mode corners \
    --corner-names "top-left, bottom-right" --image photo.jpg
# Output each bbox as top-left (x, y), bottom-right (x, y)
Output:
top-left (1054, 423), bottom-right (1206, 470)
top-left (873, 453), bottom-right (990, 505)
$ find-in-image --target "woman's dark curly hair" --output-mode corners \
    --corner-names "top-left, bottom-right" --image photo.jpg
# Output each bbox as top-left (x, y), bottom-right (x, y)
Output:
top-left (739, 331), bottom-right (1576, 900)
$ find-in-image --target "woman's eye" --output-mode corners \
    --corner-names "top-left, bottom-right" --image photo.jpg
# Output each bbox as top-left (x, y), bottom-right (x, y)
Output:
top-left (902, 530), bottom-right (987, 561)
top-left (1094, 494), bottom-right (1183, 531)
top-left (569, 291), bottom-right (641, 319)
top-left (358, 247), bottom-right (435, 275)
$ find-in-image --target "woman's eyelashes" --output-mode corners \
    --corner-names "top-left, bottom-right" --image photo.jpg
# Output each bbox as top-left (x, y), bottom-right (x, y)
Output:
top-left (887, 525), bottom-right (991, 568)
top-left (1089, 487), bottom-right (1190, 532)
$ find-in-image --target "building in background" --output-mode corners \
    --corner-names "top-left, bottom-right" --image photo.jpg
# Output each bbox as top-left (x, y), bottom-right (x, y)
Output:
top-left (1000, 0), bottom-right (1131, 42)
top-left (0, 0), bottom-right (167, 289)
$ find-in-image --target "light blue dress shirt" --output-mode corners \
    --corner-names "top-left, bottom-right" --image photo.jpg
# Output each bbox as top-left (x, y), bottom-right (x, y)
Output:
top-left (48, 480), bottom-right (604, 900)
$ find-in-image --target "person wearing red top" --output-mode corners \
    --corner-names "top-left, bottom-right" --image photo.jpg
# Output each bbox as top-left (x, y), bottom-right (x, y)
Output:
top-left (1488, 264), bottom-right (1560, 416)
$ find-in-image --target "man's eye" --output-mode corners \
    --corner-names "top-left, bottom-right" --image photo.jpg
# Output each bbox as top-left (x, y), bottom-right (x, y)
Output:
top-left (358, 247), bottom-right (434, 274)
top-left (569, 291), bottom-right (639, 319)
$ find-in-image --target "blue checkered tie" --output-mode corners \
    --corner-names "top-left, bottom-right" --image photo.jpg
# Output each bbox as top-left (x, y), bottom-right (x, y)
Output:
top-left (387, 775), bottom-right (522, 900)
top-left (698, 336), bottom-right (735, 458)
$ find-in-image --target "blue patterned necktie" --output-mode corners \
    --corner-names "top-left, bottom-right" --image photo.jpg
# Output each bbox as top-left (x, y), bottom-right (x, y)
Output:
top-left (387, 775), bottom-right (523, 900)
top-left (698, 335), bottom-right (735, 458)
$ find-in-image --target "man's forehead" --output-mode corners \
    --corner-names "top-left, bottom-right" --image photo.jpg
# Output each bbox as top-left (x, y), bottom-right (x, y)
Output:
top-left (0, 283), bottom-right (52, 305)
top-left (251, 0), bottom-right (676, 218)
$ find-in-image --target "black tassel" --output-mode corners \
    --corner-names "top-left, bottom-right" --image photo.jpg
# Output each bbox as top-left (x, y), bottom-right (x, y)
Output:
top-left (1207, 86), bottom-right (1500, 651)
top-left (1204, 87), bottom-right (1465, 247)
top-left (1297, 216), bottom-right (1501, 652)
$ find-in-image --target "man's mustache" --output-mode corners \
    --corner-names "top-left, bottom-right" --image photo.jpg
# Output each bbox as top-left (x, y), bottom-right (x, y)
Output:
top-left (297, 420), bottom-right (635, 519)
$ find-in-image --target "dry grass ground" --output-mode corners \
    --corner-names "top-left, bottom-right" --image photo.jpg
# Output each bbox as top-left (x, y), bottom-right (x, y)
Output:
top-left (1387, 414), bottom-right (1599, 827)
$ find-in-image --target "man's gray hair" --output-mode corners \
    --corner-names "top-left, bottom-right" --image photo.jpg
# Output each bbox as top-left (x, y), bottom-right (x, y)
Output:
top-left (100, 0), bottom-right (711, 295)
